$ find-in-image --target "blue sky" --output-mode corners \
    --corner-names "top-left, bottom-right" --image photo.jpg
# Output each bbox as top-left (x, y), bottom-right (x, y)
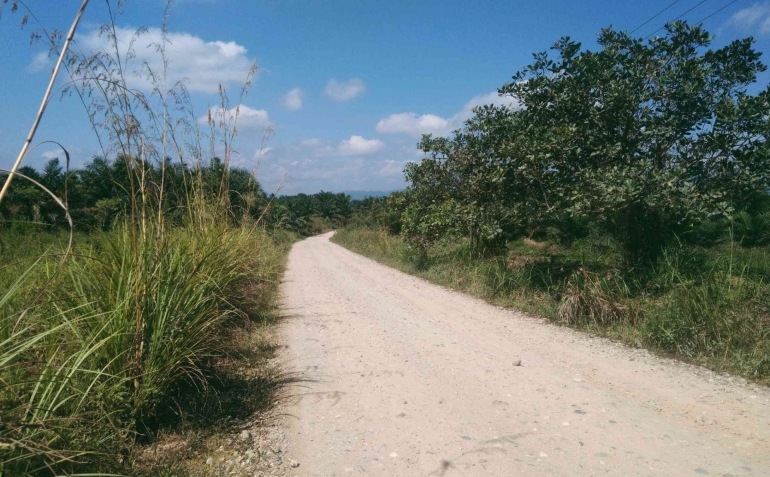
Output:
top-left (1, 0), bottom-right (769, 194)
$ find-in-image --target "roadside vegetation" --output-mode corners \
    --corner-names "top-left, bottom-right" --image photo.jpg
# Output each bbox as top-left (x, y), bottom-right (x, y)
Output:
top-left (333, 22), bottom-right (770, 383)
top-left (0, 2), bottom-right (296, 475)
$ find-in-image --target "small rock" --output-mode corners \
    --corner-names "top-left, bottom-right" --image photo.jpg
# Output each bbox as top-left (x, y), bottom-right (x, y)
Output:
top-left (239, 430), bottom-right (251, 441)
top-left (206, 457), bottom-right (214, 466)
top-left (512, 359), bottom-right (522, 366)
top-left (290, 459), bottom-right (300, 468)
top-left (159, 440), bottom-right (187, 452)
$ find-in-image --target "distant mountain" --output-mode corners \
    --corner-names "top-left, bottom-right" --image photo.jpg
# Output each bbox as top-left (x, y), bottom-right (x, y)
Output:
top-left (344, 190), bottom-right (401, 200)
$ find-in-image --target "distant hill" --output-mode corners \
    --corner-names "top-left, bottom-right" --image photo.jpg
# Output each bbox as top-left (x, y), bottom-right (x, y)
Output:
top-left (344, 190), bottom-right (400, 200)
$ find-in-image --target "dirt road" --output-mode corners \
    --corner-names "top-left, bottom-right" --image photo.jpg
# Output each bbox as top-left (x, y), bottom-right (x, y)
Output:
top-left (277, 232), bottom-right (770, 476)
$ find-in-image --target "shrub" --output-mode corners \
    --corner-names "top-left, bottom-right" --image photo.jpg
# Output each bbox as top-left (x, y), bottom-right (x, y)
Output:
top-left (558, 271), bottom-right (632, 326)
top-left (734, 211), bottom-right (770, 247)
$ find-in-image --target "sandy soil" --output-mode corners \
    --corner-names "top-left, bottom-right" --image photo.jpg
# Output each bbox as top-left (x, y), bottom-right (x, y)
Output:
top-left (276, 232), bottom-right (770, 476)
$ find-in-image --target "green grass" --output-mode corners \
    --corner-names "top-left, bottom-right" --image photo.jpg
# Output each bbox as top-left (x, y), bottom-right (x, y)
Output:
top-left (331, 227), bottom-right (770, 383)
top-left (0, 223), bottom-right (292, 476)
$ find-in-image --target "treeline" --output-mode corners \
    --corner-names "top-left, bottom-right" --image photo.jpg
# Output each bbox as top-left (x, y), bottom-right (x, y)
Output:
top-left (267, 190), bottom-right (353, 235)
top-left (1, 156), bottom-right (264, 229)
top-left (1, 156), bottom-right (357, 235)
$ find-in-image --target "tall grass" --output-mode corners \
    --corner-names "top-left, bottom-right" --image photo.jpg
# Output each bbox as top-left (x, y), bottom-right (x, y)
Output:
top-left (1, 1), bottom-right (288, 474)
top-left (1, 260), bottom-right (126, 474)
top-left (1, 223), bottom-right (286, 474)
top-left (643, 258), bottom-right (770, 378)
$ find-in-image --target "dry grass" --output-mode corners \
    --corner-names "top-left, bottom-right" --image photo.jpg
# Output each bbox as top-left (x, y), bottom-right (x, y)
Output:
top-left (558, 270), bottom-right (633, 326)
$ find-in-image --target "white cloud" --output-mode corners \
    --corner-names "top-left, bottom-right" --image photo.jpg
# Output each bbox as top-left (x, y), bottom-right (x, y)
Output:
top-left (253, 139), bottom-right (408, 195)
top-left (31, 146), bottom-right (84, 169)
top-left (375, 160), bottom-right (409, 177)
top-left (299, 138), bottom-right (323, 147)
top-left (283, 87), bottom-right (303, 111)
top-left (724, 2), bottom-right (770, 35)
top-left (41, 149), bottom-right (61, 160)
top-left (376, 91), bottom-right (519, 137)
top-left (337, 135), bottom-right (384, 155)
top-left (376, 113), bottom-right (449, 136)
top-left (226, 151), bottom-right (251, 168)
top-left (458, 91), bottom-right (520, 119)
top-left (29, 51), bottom-right (52, 72)
top-left (254, 147), bottom-right (273, 158)
top-left (77, 26), bottom-right (256, 93)
top-left (296, 138), bottom-right (337, 156)
top-left (324, 78), bottom-right (366, 102)
top-left (198, 105), bottom-right (271, 130)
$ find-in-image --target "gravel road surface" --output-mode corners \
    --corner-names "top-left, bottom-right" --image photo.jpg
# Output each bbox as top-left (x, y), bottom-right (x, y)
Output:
top-left (277, 232), bottom-right (770, 476)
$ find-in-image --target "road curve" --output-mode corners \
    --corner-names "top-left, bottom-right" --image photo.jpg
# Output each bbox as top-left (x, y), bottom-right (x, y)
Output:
top-left (277, 232), bottom-right (770, 477)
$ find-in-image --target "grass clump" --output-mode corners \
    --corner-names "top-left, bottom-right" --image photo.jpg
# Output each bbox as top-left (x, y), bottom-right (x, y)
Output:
top-left (0, 222), bottom-right (289, 475)
top-left (558, 272), bottom-right (633, 327)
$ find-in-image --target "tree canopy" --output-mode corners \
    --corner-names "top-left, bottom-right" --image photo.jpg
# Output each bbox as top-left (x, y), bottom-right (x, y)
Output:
top-left (402, 22), bottom-right (770, 265)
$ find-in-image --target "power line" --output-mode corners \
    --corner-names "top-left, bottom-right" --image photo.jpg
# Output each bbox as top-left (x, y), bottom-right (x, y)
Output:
top-left (645, 0), bottom-right (710, 39)
top-left (631, 0), bottom-right (682, 34)
top-left (693, 0), bottom-right (742, 26)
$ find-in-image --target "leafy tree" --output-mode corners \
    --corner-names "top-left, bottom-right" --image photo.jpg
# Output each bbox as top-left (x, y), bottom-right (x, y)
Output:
top-left (408, 106), bottom-right (522, 253)
top-left (350, 196), bottom-right (403, 234)
top-left (409, 22), bottom-right (770, 266)
top-left (500, 22), bottom-right (769, 265)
